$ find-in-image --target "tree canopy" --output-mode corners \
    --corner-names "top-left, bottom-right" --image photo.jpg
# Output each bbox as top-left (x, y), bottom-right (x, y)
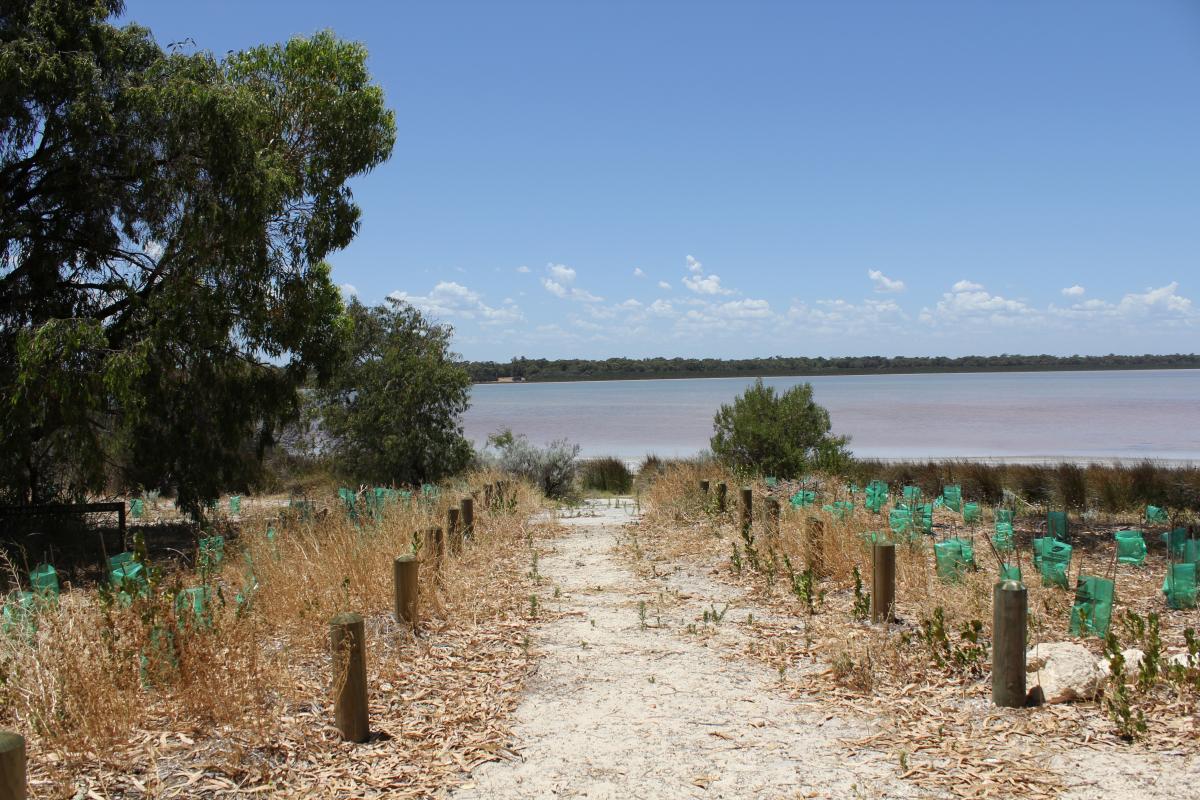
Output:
top-left (317, 299), bottom-right (473, 486)
top-left (0, 1), bottom-right (395, 510)
top-left (710, 379), bottom-right (851, 478)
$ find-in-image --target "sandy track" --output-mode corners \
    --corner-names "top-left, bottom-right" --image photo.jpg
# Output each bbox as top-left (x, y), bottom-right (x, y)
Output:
top-left (452, 502), bottom-right (905, 800)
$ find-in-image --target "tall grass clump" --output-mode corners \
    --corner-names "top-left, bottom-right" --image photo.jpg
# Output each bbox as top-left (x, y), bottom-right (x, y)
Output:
top-left (0, 470), bottom-right (545, 793)
top-left (579, 457), bottom-right (633, 494)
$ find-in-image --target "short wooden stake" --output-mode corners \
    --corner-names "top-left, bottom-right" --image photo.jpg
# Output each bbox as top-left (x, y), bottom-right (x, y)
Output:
top-left (766, 497), bottom-right (781, 536)
top-left (699, 479), bottom-right (710, 496)
top-left (461, 497), bottom-right (474, 540)
top-left (740, 487), bottom-right (753, 535)
top-left (330, 613), bottom-right (369, 742)
top-left (716, 482), bottom-right (728, 513)
top-left (447, 507), bottom-right (461, 552)
top-left (871, 541), bottom-right (896, 623)
top-left (425, 526), bottom-right (444, 568)
top-left (392, 555), bottom-right (418, 628)
top-left (807, 517), bottom-right (826, 577)
top-left (993, 578), bottom-right (1028, 707)
top-left (0, 731), bottom-right (25, 800)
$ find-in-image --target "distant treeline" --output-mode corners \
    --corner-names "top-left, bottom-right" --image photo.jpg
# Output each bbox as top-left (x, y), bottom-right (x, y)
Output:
top-left (464, 354), bottom-right (1200, 383)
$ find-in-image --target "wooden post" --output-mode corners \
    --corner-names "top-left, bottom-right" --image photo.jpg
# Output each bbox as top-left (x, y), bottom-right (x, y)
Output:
top-left (330, 613), bottom-right (369, 743)
top-left (0, 732), bottom-right (25, 800)
top-left (393, 555), bottom-right (419, 628)
top-left (699, 479), bottom-right (710, 496)
top-left (461, 497), bottom-right (474, 540)
top-left (716, 482), bottom-right (728, 513)
top-left (447, 508), bottom-right (461, 552)
top-left (807, 517), bottom-right (826, 577)
top-left (767, 497), bottom-right (781, 536)
top-left (740, 487), bottom-right (753, 536)
top-left (871, 541), bottom-right (896, 623)
top-left (425, 526), bottom-right (444, 567)
top-left (993, 578), bottom-right (1028, 707)
top-left (484, 483), bottom-right (494, 509)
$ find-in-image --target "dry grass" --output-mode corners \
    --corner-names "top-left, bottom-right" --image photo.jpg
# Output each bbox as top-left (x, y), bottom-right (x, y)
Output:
top-left (0, 470), bottom-right (553, 798)
top-left (627, 462), bottom-right (1200, 799)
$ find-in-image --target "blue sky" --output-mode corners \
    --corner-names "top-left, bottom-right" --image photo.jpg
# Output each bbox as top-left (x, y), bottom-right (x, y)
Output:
top-left (122, 1), bottom-right (1200, 360)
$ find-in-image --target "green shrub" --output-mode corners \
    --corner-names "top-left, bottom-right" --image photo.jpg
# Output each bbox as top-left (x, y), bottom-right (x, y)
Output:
top-left (710, 379), bottom-right (850, 478)
top-left (580, 457), bottom-right (632, 494)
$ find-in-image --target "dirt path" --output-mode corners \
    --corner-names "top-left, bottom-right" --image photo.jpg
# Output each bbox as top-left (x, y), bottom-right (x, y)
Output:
top-left (452, 501), bottom-right (906, 800)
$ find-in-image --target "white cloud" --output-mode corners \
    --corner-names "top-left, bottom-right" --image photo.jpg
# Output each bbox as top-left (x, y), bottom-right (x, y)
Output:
top-left (516, 265), bottom-right (530, 274)
top-left (541, 278), bottom-right (568, 299)
top-left (680, 254), bottom-right (735, 295)
top-left (657, 280), bottom-right (671, 290)
top-left (683, 273), bottom-right (733, 295)
top-left (867, 269), bottom-right (905, 293)
top-left (339, 283), bottom-right (358, 298)
top-left (619, 298), bottom-right (643, 309)
top-left (788, 298), bottom-right (907, 334)
top-left (548, 263), bottom-right (576, 283)
top-left (1053, 282), bottom-right (1194, 322)
top-left (144, 240), bottom-right (165, 260)
top-left (1061, 284), bottom-right (1085, 297)
top-left (390, 281), bottom-right (523, 325)
top-left (921, 281), bottom-right (1032, 326)
top-left (648, 299), bottom-right (675, 316)
top-left (633, 268), bottom-right (645, 278)
top-left (541, 276), bottom-right (603, 303)
top-left (715, 299), bottom-right (772, 319)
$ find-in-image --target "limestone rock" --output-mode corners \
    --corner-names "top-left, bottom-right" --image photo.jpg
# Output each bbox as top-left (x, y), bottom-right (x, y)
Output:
top-left (1026, 642), bottom-right (1107, 704)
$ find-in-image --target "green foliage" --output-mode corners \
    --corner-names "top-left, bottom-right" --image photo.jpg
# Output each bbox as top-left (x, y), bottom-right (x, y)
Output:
top-left (851, 566), bottom-right (871, 621)
top-left (0, 2), bottom-right (396, 511)
top-left (919, 607), bottom-right (988, 674)
top-left (710, 379), bottom-right (851, 478)
top-left (1103, 631), bottom-right (1146, 741)
top-left (317, 300), bottom-right (472, 486)
top-left (579, 457), bottom-right (633, 494)
top-left (486, 428), bottom-right (579, 499)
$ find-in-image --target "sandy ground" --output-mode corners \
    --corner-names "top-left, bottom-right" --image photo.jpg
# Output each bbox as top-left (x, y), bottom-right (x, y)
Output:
top-left (452, 501), bottom-right (909, 800)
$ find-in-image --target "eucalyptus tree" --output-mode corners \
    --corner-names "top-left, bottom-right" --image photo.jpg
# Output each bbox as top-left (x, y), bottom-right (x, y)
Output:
top-left (0, 1), bottom-right (395, 510)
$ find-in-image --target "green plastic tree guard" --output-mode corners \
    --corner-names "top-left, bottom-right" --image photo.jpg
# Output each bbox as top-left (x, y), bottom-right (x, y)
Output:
top-left (790, 490), bottom-right (816, 508)
top-left (999, 563), bottom-right (1022, 582)
top-left (963, 502), bottom-right (981, 524)
top-left (229, 495), bottom-right (241, 514)
top-left (1162, 528), bottom-right (1189, 559)
top-left (902, 485), bottom-right (922, 503)
top-left (1068, 574), bottom-right (1115, 638)
top-left (1047, 511), bottom-right (1069, 542)
top-left (1163, 563), bottom-right (1198, 610)
top-left (130, 498), bottom-right (144, 518)
top-left (1146, 505), bottom-right (1169, 524)
top-left (765, 476), bottom-right (778, 487)
top-left (199, 536), bottom-right (224, 571)
top-left (888, 507), bottom-right (913, 539)
top-left (1114, 530), bottom-right (1147, 566)
top-left (865, 481), bottom-right (888, 513)
top-left (935, 539), bottom-right (971, 582)
top-left (995, 508), bottom-right (1014, 525)
top-left (1182, 539), bottom-right (1200, 565)
top-left (2, 591), bottom-right (38, 637)
top-left (992, 522), bottom-right (1015, 553)
top-left (942, 485), bottom-right (963, 513)
top-left (175, 587), bottom-right (212, 627)
top-left (1035, 539), bottom-right (1072, 589)
top-left (30, 563), bottom-right (59, 599)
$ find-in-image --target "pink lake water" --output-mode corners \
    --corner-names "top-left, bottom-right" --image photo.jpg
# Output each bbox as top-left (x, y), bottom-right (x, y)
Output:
top-left (462, 369), bottom-right (1200, 462)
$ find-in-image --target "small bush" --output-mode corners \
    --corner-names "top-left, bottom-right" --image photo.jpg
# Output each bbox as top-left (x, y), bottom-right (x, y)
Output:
top-left (1056, 463), bottom-right (1088, 511)
top-left (485, 428), bottom-right (579, 498)
top-left (579, 457), bottom-right (632, 494)
top-left (711, 379), bottom-right (851, 477)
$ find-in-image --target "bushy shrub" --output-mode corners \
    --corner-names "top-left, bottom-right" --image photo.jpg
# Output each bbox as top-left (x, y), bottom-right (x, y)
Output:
top-left (710, 379), bottom-right (851, 478)
top-left (484, 428), bottom-right (579, 498)
top-left (580, 457), bottom-right (633, 494)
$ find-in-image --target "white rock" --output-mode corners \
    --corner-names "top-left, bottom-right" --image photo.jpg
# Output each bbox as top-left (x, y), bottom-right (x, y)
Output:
top-left (1026, 642), bottom-right (1107, 704)
top-left (1167, 651), bottom-right (1200, 669)
top-left (1096, 648), bottom-right (1145, 679)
